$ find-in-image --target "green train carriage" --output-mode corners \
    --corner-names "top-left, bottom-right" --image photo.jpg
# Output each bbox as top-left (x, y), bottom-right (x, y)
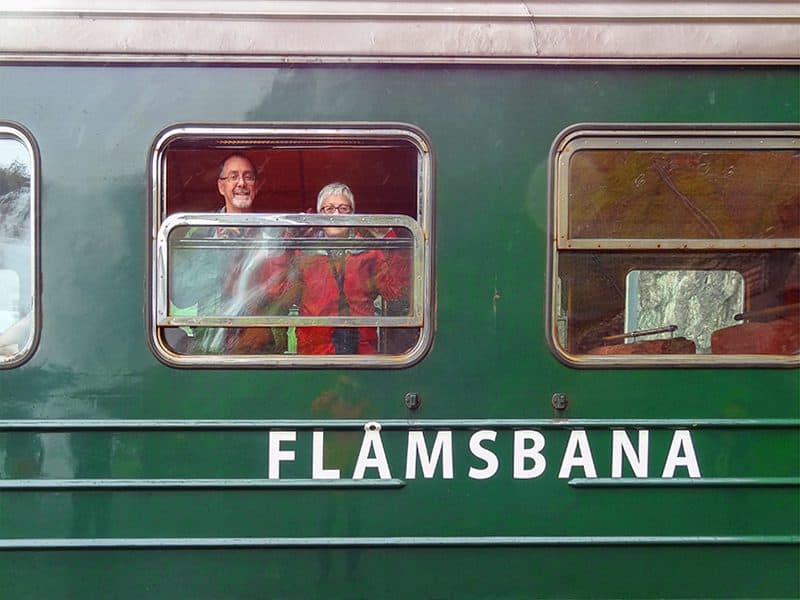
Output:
top-left (0, 2), bottom-right (797, 598)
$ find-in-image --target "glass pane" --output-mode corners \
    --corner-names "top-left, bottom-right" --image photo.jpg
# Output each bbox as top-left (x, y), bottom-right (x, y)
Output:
top-left (0, 270), bottom-right (20, 333)
top-left (568, 150), bottom-right (800, 240)
top-left (0, 137), bottom-right (32, 363)
top-left (166, 223), bottom-right (416, 356)
top-left (556, 250), bottom-right (799, 356)
top-left (625, 270), bottom-right (744, 354)
top-left (165, 145), bottom-right (419, 217)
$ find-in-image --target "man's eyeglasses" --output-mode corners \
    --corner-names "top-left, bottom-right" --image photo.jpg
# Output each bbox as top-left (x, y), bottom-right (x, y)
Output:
top-left (219, 172), bottom-right (256, 183)
top-left (319, 204), bottom-right (353, 214)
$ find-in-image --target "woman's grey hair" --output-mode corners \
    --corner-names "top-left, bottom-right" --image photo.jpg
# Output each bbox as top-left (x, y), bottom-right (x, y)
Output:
top-left (316, 182), bottom-right (355, 212)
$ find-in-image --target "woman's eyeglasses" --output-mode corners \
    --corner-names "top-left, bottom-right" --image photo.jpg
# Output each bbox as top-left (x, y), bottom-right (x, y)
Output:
top-left (319, 204), bottom-right (353, 214)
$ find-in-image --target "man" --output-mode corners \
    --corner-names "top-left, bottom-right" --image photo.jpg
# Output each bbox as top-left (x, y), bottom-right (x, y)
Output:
top-left (169, 152), bottom-right (283, 354)
top-left (217, 153), bottom-right (257, 213)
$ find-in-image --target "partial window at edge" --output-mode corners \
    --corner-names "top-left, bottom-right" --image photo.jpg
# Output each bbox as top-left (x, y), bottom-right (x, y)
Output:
top-left (0, 124), bottom-right (37, 368)
top-left (149, 124), bottom-right (433, 368)
top-left (550, 126), bottom-right (799, 367)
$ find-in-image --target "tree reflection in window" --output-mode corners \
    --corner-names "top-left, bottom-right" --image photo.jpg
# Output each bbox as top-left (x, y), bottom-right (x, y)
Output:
top-left (0, 135), bottom-right (33, 364)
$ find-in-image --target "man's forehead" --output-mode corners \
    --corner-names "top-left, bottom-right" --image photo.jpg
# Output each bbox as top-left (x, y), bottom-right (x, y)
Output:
top-left (222, 156), bottom-right (255, 173)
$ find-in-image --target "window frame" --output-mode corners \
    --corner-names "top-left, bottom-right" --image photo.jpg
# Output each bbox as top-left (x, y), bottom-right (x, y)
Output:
top-left (0, 122), bottom-right (40, 370)
top-left (148, 122), bottom-right (434, 368)
top-left (157, 212), bottom-right (425, 328)
top-left (547, 124), bottom-right (799, 368)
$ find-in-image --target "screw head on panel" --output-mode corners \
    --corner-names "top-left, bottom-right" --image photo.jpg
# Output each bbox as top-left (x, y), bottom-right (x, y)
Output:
top-left (551, 393), bottom-right (569, 411)
top-left (404, 392), bottom-right (421, 410)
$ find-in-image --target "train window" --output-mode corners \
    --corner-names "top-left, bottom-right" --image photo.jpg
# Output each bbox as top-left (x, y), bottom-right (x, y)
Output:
top-left (149, 124), bottom-right (433, 367)
top-left (0, 125), bottom-right (37, 368)
top-left (549, 126), bottom-right (799, 367)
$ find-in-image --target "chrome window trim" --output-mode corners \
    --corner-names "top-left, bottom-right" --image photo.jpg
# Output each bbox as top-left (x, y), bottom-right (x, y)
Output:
top-left (148, 122), bottom-right (434, 369)
top-left (1, 56), bottom-right (797, 67)
top-left (547, 123), bottom-right (800, 369)
top-left (1, 2), bottom-right (798, 63)
top-left (0, 122), bottom-right (40, 370)
top-left (560, 240), bottom-right (799, 251)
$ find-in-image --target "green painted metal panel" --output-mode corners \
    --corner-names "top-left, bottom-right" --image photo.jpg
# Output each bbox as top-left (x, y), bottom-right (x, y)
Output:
top-left (0, 64), bottom-right (797, 597)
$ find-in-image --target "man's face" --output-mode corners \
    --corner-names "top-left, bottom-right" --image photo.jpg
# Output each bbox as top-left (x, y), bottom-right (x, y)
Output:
top-left (217, 156), bottom-right (257, 213)
top-left (319, 193), bottom-right (353, 237)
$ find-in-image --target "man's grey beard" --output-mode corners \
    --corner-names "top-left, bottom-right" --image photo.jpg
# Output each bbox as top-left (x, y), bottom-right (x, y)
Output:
top-left (231, 193), bottom-right (252, 209)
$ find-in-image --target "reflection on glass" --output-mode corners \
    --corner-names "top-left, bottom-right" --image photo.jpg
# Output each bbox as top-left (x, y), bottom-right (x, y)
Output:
top-left (0, 137), bottom-right (32, 363)
top-left (556, 250), bottom-right (799, 356)
top-left (0, 270), bottom-right (20, 332)
top-left (167, 223), bottom-right (287, 355)
top-left (166, 224), bottom-right (417, 356)
top-left (568, 150), bottom-right (800, 240)
top-left (625, 270), bottom-right (744, 354)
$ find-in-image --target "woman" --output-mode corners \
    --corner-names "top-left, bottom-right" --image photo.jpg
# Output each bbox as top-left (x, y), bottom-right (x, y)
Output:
top-left (262, 183), bottom-right (409, 355)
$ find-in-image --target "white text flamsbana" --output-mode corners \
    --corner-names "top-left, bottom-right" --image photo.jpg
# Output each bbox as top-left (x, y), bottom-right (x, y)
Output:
top-left (266, 427), bottom-right (702, 481)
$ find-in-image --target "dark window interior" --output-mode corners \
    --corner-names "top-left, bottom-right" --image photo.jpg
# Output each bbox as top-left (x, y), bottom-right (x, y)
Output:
top-left (165, 142), bottom-right (418, 217)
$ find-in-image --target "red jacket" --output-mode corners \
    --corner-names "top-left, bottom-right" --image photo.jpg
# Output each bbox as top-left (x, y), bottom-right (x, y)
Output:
top-left (262, 229), bottom-right (409, 354)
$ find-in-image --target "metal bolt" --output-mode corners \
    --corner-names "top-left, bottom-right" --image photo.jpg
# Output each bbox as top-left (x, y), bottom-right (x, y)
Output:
top-left (404, 392), bottom-right (421, 410)
top-left (551, 393), bottom-right (569, 411)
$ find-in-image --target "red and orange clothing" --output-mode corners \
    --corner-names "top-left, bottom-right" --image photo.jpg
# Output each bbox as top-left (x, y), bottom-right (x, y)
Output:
top-left (262, 229), bottom-right (409, 354)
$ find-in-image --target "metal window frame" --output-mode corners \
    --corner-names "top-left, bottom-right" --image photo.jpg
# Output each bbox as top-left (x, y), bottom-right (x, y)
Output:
top-left (0, 122), bottom-right (40, 369)
top-left (156, 212), bottom-right (425, 328)
top-left (147, 122), bottom-right (434, 368)
top-left (547, 123), bottom-right (800, 368)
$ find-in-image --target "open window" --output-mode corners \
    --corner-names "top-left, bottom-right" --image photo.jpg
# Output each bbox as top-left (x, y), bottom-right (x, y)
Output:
top-left (549, 125), bottom-right (799, 367)
top-left (149, 124), bottom-right (433, 367)
top-left (0, 124), bottom-right (38, 368)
